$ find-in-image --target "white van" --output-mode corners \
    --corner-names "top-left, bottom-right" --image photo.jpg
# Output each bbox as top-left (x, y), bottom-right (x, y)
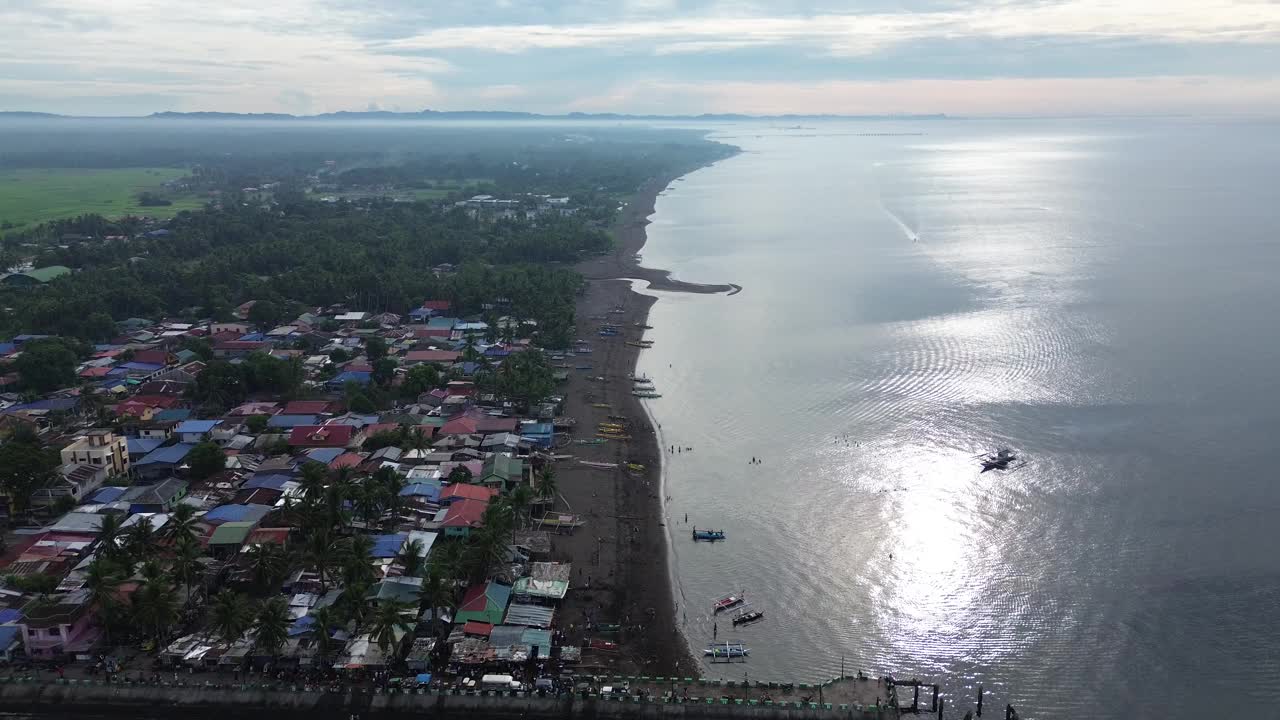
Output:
top-left (481, 674), bottom-right (520, 691)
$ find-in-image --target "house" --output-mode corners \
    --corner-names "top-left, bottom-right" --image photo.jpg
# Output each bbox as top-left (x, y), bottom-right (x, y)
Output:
top-left (30, 464), bottom-right (110, 508)
top-left (439, 483), bottom-right (496, 504)
top-left (453, 582), bottom-right (512, 626)
top-left (126, 437), bottom-right (165, 460)
top-left (60, 429), bottom-right (130, 475)
top-left (0, 624), bottom-right (21, 662)
top-left (121, 478), bottom-right (188, 513)
top-left (207, 521), bottom-right (255, 559)
top-left (404, 350), bottom-right (460, 365)
top-left (326, 370), bottom-right (371, 388)
top-left (518, 422), bottom-right (555, 449)
top-left (212, 339), bottom-right (272, 359)
top-left (266, 414), bottom-right (320, 430)
top-left (174, 419), bottom-right (223, 444)
top-left (228, 402), bottom-right (280, 417)
top-left (282, 400), bottom-right (335, 416)
top-left (17, 594), bottom-right (99, 657)
top-left (135, 420), bottom-right (177, 441)
top-left (133, 443), bottom-right (195, 480)
top-left (287, 425), bottom-right (362, 449)
top-left (439, 497), bottom-right (487, 538)
top-left (2, 265), bottom-right (71, 287)
top-left (478, 454), bottom-right (524, 492)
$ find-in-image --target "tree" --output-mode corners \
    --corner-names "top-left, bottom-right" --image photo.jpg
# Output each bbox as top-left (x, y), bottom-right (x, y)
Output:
top-left (345, 383), bottom-right (376, 413)
top-left (165, 503), bottom-right (200, 546)
top-left (95, 512), bottom-right (129, 566)
top-left (244, 543), bottom-right (287, 596)
top-left (301, 529), bottom-right (340, 593)
top-left (132, 578), bottom-right (179, 647)
top-left (364, 336), bottom-right (387, 361)
top-left (495, 349), bottom-right (554, 407)
top-left (400, 363), bottom-right (440, 399)
top-left (328, 347), bottom-right (351, 363)
top-left (0, 438), bottom-right (57, 514)
top-left (125, 515), bottom-right (159, 562)
top-left (247, 298), bottom-right (283, 330)
top-left (447, 465), bottom-right (473, 485)
top-left (186, 441), bottom-right (226, 479)
top-left (245, 414), bottom-right (269, 434)
top-left (14, 338), bottom-right (80, 393)
top-left (170, 534), bottom-right (203, 603)
top-left (306, 605), bottom-right (339, 664)
top-left (396, 539), bottom-right (426, 578)
top-left (372, 357), bottom-right (397, 387)
top-left (340, 534), bottom-right (376, 589)
top-left (507, 484), bottom-right (533, 534)
top-left (370, 599), bottom-right (414, 656)
top-left (211, 589), bottom-right (252, 645)
top-left (83, 558), bottom-right (125, 642)
top-left (253, 596), bottom-right (291, 656)
top-left (536, 468), bottom-right (558, 506)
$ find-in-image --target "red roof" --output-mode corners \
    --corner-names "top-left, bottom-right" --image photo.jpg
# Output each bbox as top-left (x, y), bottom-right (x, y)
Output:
top-left (422, 300), bottom-right (452, 311)
top-left (361, 422), bottom-right (403, 438)
top-left (288, 424), bottom-right (356, 448)
top-left (405, 350), bottom-right (460, 364)
top-left (127, 394), bottom-right (184, 409)
top-left (79, 367), bottom-right (112, 378)
top-left (214, 340), bottom-right (267, 351)
top-left (246, 528), bottom-right (290, 545)
top-left (282, 400), bottom-right (334, 415)
top-left (442, 498), bottom-right (487, 529)
top-left (441, 483), bottom-right (497, 503)
top-left (329, 452), bottom-right (365, 470)
top-left (462, 621), bottom-right (493, 637)
top-left (132, 350), bottom-right (171, 366)
top-left (458, 583), bottom-right (488, 612)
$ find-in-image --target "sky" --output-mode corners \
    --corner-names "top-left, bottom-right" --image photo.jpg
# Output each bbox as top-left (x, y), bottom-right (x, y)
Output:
top-left (2, 0), bottom-right (1279, 116)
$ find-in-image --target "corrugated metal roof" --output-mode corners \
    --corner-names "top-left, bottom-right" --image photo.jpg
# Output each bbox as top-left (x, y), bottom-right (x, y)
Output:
top-left (504, 603), bottom-right (554, 628)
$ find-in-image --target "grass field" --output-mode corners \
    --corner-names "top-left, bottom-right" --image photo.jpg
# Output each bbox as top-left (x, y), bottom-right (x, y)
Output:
top-left (0, 167), bottom-right (206, 232)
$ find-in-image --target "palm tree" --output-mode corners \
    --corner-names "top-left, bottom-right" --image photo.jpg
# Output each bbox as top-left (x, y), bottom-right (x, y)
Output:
top-left (126, 516), bottom-right (159, 563)
top-left (96, 512), bottom-right (127, 565)
top-left (83, 557), bottom-right (124, 642)
top-left (298, 462), bottom-right (329, 502)
top-left (244, 543), bottom-right (287, 596)
top-left (305, 606), bottom-right (340, 665)
top-left (170, 534), bottom-right (203, 603)
top-left (132, 579), bottom-right (179, 648)
top-left (210, 589), bottom-right (252, 645)
top-left (253, 596), bottom-right (291, 656)
top-left (402, 426), bottom-right (431, 456)
top-left (139, 557), bottom-right (165, 585)
top-left (536, 468), bottom-right (558, 507)
top-left (340, 534), bottom-right (376, 588)
top-left (507, 485), bottom-right (533, 533)
top-left (416, 567), bottom-right (456, 638)
top-left (301, 529), bottom-right (340, 592)
top-left (165, 504), bottom-right (200, 546)
top-left (396, 539), bottom-right (426, 578)
top-left (370, 599), bottom-right (414, 656)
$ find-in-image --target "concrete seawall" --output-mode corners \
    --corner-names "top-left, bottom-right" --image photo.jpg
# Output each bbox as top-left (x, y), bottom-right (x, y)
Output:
top-left (0, 680), bottom-right (895, 719)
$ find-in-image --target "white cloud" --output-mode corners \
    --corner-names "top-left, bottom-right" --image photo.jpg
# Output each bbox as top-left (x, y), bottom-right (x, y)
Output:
top-left (378, 1), bottom-right (1280, 56)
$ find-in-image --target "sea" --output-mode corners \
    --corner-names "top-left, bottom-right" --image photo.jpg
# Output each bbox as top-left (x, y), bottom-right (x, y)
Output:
top-left (636, 118), bottom-right (1280, 720)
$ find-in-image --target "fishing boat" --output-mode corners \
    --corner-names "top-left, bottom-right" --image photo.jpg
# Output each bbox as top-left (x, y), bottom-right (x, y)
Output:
top-left (626, 463), bottom-right (645, 472)
top-left (693, 527), bottom-right (726, 542)
top-left (732, 608), bottom-right (764, 626)
top-left (703, 641), bottom-right (749, 658)
top-left (626, 341), bottom-right (654, 349)
top-left (590, 403), bottom-right (611, 409)
top-left (713, 594), bottom-right (745, 612)
top-left (627, 374), bottom-right (650, 382)
top-left (579, 460), bottom-right (619, 469)
top-left (633, 380), bottom-right (655, 388)
top-left (608, 414), bottom-right (628, 421)
top-left (597, 434), bottom-right (631, 441)
top-left (633, 391), bottom-right (662, 398)
top-left (575, 438), bottom-right (607, 445)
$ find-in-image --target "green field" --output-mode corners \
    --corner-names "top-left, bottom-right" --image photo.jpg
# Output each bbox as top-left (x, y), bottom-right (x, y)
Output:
top-left (0, 167), bottom-right (206, 232)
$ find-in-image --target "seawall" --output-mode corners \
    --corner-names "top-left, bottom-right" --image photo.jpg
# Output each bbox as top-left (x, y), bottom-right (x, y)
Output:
top-left (0, 679), bottom-right (895, 720)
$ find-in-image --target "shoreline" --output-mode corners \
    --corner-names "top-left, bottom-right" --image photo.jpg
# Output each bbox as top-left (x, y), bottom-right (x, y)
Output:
top-left (557, 158), bottom-right (737, 678)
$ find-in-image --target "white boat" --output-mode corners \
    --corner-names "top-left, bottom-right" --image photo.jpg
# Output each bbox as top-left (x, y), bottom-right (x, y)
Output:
top-left (704, 641), bottom-right (750, 658)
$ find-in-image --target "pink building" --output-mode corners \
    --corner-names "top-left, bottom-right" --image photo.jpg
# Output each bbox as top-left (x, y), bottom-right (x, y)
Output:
top-left (19, 595), bottom-right (100, 658)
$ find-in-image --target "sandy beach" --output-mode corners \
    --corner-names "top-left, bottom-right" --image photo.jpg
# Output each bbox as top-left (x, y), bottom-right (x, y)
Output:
top-left (553, 170), bottom-right (736, 677)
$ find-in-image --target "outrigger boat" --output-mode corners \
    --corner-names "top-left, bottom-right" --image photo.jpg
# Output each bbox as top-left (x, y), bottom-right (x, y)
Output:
top-left (704, 641), bottom-right (749, 658)
top-left (713, 594), bottom-right (745, 612)
top-left (692, 527), bottom-right (726, 542)
top-left (626, 341), bottom-right (654, 349)
top-left (633, 391), bottom-right (662, 398)
top-left (732, 607), bottom-right (764, 626)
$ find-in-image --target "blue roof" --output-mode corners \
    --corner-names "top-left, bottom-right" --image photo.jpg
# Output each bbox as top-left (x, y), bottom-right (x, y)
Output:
top-left (136, 442), bottom-right (195, 466)
top-left (238, 332), bottom-right (265, 341)
top-left (203, 503), bottom-right (273, 524)
top-left (119, 361), bottom-right (164, 372)
top-left (243, 474), bottom-right (293, 491)
top-left (0, 625), bottom-right (21, 649)
top-left (288, 615), bottom-right (315, 637)
top-left (0, 342), bottom-right (15, 354)
top-left (267, 414), bottom-right (318, 428)
top-left (87, 486), bottom-right (127, 503)
top-left (427, 317), bottom-right (457, 329)
top-left (13, 334), bottom-right (50, 343)
top-left (371, 533), bottom-right (407, 558)
top-left (523, 423), bottom-right (554, 435)
top-left (304, 447), bottom-right (344, 464)
top-left (408, 307), bottom-right (431, 319)
top-left (154, 408), bottom-right (193, 422)
top-left (5, 397), bottom-right (79, 413)
top-left (0, 608), bottom-right (22, 624)
top-left (175, 419), bottom-right (221, 434)
top-left (329, 371), bottom-right (371, 385)
top-left (399, 482), bottom-right (442, 501)
top-left (127, 437), bottom-right (165, 456)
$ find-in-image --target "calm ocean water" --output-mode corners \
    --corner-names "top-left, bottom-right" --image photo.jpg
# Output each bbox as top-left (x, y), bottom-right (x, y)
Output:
top-left (637, 118), bottom-right (1280, 719)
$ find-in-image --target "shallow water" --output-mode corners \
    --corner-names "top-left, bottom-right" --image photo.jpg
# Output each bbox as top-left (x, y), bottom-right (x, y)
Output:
top-left (637, 118), bottom-right (1280, 719)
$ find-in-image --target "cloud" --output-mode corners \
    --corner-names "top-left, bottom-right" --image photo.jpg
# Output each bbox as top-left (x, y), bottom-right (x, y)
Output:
top-left (376, 2), bottom-right (1280, 56)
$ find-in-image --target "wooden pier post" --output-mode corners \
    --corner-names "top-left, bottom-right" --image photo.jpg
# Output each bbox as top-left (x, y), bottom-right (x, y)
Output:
top-left (937, 697), bottom-right (944, 720)
top-left (977, 685), bottom-right (983, 716)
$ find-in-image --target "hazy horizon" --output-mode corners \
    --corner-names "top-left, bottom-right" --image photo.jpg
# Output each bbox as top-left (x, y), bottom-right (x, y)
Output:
top-left (3, 1), bottom-right (1278, 118)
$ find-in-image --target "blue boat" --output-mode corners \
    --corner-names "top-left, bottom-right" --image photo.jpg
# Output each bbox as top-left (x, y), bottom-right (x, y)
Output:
top-left (692, 527), bottom-right (726, 542)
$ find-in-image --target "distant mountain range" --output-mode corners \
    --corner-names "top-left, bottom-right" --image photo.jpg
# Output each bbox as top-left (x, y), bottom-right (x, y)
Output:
top-left (0, 109), bottom-right (948, 122)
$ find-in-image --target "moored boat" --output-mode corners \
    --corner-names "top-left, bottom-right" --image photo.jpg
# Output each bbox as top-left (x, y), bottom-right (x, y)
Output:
top-left (732, 608), bottom-right (764, 626)
top-left (703, 641), bottom-right (749, 658)
top-left (692, 527), bottom-right (726, 542)
top-left (713, 594), bottom-right (744, 612)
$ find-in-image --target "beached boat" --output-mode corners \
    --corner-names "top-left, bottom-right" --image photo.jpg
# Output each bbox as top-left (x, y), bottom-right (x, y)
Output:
top-left (633, 391), bottom-right (662, 399)
top-left (634, 324), bottom-right (654, 329)
top-left (626, 341), bottom-right (654, 349)
top-left (579, 460), bottom-right (619, 469)
top-left (627, 374), bottom-right (650, 382)
top-left (626, 463), bottom-right (645, 472)
top-left (732, 608), bottom-right (764, 626)
top-left (633, 380), bottom-right (655, 388)
top-left (597, 434), bottom-right (631, 441)
top-left (704, 641), bottom-right (749, 658)
top-left (713, 594), bottom-right (745, 612)
top-left (575, 438), bottom-right (606, 445)
top-left (590, 403), bottom-right (611, 409)
top-left (552, 417), bottom-right (577, 428)
top-left (693, 528), bottom-right (726, 542)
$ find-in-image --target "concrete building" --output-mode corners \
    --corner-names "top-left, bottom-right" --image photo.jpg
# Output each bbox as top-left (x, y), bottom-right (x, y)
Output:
top-left (59, 429), bottom-right (129, 476)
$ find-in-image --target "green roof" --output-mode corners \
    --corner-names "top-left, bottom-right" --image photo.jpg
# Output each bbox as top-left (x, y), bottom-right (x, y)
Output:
top-left (208, 521), bottom-right (255, 546)
top-left (21, 266), bottom-right (71, 283)
top-left (483, 454), bottom-right (523, 482)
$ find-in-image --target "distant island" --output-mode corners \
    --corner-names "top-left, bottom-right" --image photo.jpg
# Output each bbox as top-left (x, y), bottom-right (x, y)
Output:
top-left (0, 109), bottom-right (949, 122)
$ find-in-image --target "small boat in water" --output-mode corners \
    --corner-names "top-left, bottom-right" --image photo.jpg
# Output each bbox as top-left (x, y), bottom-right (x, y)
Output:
top-left (713, 594), bottom-right (745, 612)
top-left (633, 391), bottom-right (662, 398)
top-left (693, 527), bottom-right (726, 542)
top-left (704, 641), bottom-right (749, 658)
top-left (732, 608), bottom-right (764, 626)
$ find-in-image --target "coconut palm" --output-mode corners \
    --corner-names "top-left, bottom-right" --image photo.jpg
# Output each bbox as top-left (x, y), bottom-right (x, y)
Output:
top-left (210, 589), bottom-right (252, 645)
top-left (507, 485), bottom-right (533, 532)
top-left (132, 578), bottom-right (179, 647)
top-left (301, 529), bottom-right (340, 592)
top-left (298, 462), bottom-right (329, 502)
top-left (305, 605), bottom-right (340, 664)
top-left (370, 599), bottom-right (415, 656)
top-left (253, 596), bottom-right (291, 656)
top-left (396, 539), bottom-right (426, 578)
top-left (126, 516), bottom-right (159, 562)
top-left (165, 504), bottom-right (200, 546)
top-left (244, 543), bottom-right (287, 596)
top-left (83, 557), bottom-right (125, 642)
top-left (170, 533), bottom-right (203, 602)
top-left (340, 534), bottom-right (376, 588)
top-left (96, 513), bottom-right (127, 564)
top-left (536, 468), bottom-right (558, 507)
top-left (416, 567), bottom-right (456, 637)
